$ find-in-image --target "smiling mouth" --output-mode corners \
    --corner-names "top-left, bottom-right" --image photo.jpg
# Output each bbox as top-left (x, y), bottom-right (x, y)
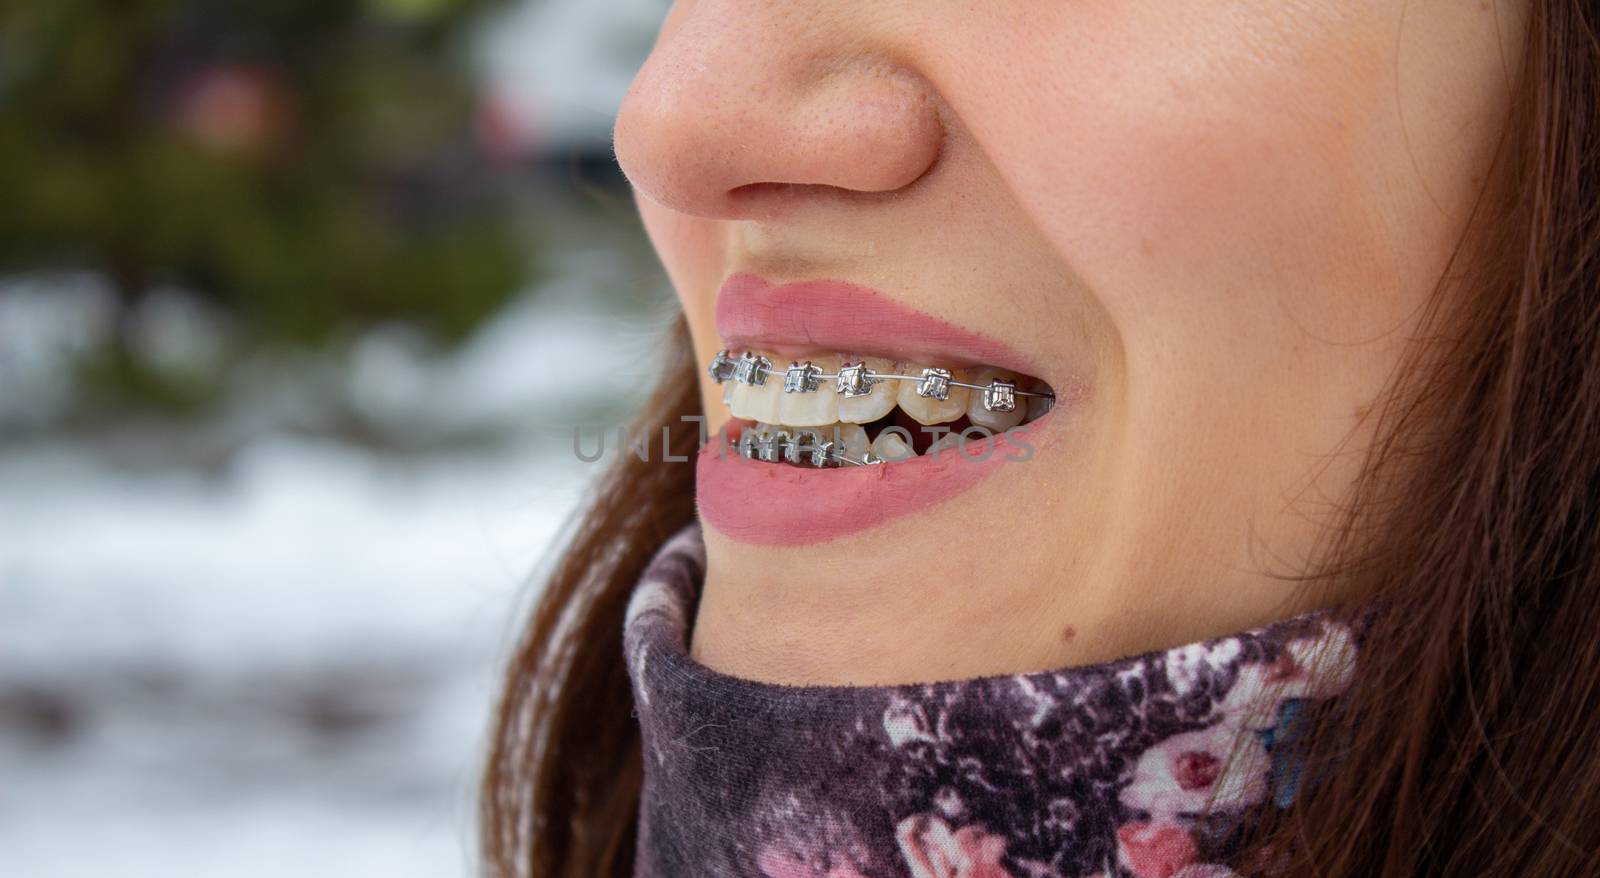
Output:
top-left (697, 272), bottom-right (1072, 546)
top-left (709, 349), bottom-right (1055, 467)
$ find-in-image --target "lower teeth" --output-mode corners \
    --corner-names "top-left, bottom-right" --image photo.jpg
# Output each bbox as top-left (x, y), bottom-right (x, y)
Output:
top-left (737, 426), bottom-right (874, 468)
top-left (734, 418), bottom-right (1029, 469)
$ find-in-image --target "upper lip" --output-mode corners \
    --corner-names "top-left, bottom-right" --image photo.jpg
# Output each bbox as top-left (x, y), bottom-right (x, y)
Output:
top-left (715, 272), bottom-right (1045, 377)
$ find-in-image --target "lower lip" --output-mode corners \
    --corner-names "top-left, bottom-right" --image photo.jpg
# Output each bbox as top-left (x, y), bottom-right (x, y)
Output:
top-left (695, 420), bottom-right (1047, 546)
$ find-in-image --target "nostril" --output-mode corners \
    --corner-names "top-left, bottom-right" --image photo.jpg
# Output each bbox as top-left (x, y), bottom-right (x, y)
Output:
top-left (724, 181), bottom-right (894, 217)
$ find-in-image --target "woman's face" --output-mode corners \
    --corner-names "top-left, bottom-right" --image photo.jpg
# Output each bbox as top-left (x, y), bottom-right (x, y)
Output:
top-left (614, 1), bottom-right (1525, 682)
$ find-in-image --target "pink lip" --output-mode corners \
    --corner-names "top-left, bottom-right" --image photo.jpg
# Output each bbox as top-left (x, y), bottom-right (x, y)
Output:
top-left (697, 421), bottom-right (1045, 546)
top-left (715, 272), bottom-right (1041, 374)
top-left (699, 273), bottom-right (1055, 546)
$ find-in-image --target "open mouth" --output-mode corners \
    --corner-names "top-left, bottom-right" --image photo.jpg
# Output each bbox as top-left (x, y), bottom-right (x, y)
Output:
top-left (709, 349), bottom-right (1056, 467)
top-left (696, 272), bottom-right (1073, 546)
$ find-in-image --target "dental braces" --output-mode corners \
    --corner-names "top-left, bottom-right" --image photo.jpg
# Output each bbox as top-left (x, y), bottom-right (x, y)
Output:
top-left (735, 426), bottom-right (881, 468)
top-left (707, 349), bottom-right (1055, 414)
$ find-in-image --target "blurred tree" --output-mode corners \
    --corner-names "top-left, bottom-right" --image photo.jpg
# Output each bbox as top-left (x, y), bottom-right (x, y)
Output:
top-left (0, 0), bottom-right (526, 408)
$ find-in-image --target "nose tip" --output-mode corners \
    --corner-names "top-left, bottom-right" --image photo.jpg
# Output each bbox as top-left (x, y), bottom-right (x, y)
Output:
top-left (613, 14), bottom-right (943, 220)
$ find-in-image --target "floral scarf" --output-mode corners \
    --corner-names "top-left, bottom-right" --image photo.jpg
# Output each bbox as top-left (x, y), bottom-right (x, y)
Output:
top-left (624, 524), bottom-right (1365, 878)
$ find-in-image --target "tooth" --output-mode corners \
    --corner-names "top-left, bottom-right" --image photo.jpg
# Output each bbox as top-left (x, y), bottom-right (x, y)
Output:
top-left (722, 379), bottom-right (737, 409)
top-left (870, 428), bottom-right (915, 462)
top-left (966, 367), bottom-right (1025, 431)
top-left (828, 422), bottom-right (870, 464)
top-left (737, 425), bottom-right (761, 459)
top-left (896, 364), bottom-right (969, 425)
top-left (924, 431), bottom-right (964, 457)
top-left (751, 423), bottom-right (782, 462)
top-left (776, 428), bottom-right (801, 464)
top-left (730, 362), bottom-right (783, 422)
top-left (838, 356), bottom-right (899, 423)
top-left (729, 381), bottom-right (758, 419)
top-left (778, 355), bottom-right (841, 426)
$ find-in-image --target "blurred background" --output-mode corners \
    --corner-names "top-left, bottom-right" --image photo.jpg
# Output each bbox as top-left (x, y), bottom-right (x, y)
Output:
top-left (0, 1), bottom-right (674, 875)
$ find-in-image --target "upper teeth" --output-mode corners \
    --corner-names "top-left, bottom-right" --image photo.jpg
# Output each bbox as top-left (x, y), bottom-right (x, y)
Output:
top-left (711, 349), bottom-right (1056, 467)
top-left (836, 362), bottom-right (875, 397)
top-left (783, 362), bottom-right (826, 393)
top-left (707, 349), bottom-right (1049, 414)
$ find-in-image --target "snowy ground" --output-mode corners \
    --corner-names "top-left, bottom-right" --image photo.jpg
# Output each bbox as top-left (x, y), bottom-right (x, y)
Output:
top-left (0, 206), bottom-right (676, 875)
top-left (0, 435), bottom-right (580, 878)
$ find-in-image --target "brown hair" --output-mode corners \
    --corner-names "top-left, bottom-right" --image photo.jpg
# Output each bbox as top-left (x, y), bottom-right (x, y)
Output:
top-left (480, 3), bottom-right (1600, 875)
top-left (1235, 2), bottom-right (1600, 873)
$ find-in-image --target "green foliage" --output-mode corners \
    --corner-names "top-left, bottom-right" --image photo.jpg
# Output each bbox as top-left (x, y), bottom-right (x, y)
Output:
top-left (0, 0), bottom-right (525, 361)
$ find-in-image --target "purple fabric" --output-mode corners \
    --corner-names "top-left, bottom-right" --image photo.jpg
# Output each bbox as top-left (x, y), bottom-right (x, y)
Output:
top-left (625, 524), bottom-right (1366, 878)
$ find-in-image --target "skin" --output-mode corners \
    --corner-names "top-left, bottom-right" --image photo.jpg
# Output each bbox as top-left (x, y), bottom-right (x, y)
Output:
top-left (612, 0), bottom-right (1528, 685)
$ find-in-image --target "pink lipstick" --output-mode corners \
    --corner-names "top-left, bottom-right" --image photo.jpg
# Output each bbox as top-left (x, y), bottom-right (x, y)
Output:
top-left (714, 273), bottom-right (1043, 375)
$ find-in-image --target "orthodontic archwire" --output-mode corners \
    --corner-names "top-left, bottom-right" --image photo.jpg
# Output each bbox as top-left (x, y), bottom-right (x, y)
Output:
top-left (733, 427), bottom-right (880, 468)
top-left (707, 349), bottom-right (1055, 469)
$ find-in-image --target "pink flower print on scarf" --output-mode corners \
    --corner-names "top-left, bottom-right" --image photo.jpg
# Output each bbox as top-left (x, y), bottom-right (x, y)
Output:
top-left (755, 850), bottom-right (871, 878)
top-left (1115, 821), bottom-right (1197, 878)
top-left (1119, 723), bottom-right (1271, 820)
top-left (1217, 621), bottom-right (1357, 728)
top-left (895, 814), bottom-right (1014, 878)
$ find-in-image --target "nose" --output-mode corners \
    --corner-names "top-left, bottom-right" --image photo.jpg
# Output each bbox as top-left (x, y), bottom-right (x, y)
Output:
top-left (613, 3), bottom-right (944, 220)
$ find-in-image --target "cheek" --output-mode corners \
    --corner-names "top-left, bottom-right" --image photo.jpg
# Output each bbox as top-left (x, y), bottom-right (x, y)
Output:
top-left (944, 2), bottom-right (1408, 346)
top-left (637, 197), bottom-right (729, 422)
top-left (1074, 90), bottom-right (1395, 346)
top-left (638, 197), bottom-right (723, 338)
